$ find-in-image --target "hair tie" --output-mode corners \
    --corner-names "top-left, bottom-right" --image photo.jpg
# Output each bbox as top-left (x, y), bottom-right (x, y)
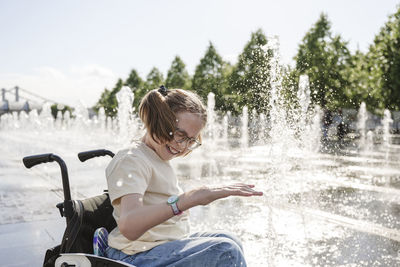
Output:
top-left (158, 85), bottom-right (168, 96)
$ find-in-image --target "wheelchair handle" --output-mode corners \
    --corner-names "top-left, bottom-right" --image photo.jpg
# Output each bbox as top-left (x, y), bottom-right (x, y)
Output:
top-left (22, 153), bottom-right (72, 202)
top-left (78, 149), bottom-right (115, 162)
top-left (23, 153), bottom-right (54, 169)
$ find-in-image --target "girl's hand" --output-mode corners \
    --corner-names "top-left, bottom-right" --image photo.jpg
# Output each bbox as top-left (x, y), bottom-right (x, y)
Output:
top-left (179, 184), bottom-right (263, 210)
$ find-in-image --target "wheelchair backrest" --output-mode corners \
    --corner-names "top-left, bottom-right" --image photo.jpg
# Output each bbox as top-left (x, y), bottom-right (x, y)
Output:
top-left (61, 193), bottom-right (117, 254)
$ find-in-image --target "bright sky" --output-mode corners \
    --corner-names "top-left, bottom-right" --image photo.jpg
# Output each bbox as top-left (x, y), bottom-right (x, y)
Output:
top-left (0, 0), bottom-right (399, 107)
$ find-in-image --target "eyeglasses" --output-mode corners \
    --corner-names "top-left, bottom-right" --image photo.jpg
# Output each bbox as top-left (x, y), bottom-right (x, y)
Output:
top-left (172, 129), bottom-right (201, 150)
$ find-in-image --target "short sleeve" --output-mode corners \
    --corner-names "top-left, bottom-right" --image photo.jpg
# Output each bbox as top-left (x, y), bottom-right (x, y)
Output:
top-left (106, 153), bottom-right (151, 204)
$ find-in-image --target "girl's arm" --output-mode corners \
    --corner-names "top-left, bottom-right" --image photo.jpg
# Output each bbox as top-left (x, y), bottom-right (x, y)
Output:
top-left (118, 184), bottom-right (263, 241)
top-left (118, 193), bottom-right (176, 241)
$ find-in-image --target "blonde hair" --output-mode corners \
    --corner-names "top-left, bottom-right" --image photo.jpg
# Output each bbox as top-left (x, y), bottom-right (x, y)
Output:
top-left (139, 88), bottom-right (207, 144)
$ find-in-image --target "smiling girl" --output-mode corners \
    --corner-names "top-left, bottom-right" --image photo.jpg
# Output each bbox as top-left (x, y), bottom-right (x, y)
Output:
top-left (105, 86), bottom-right (263, 267)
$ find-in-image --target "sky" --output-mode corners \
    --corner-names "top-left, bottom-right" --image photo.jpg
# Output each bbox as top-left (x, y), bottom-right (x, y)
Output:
top-left (0, 0), bottom-right (399, 107)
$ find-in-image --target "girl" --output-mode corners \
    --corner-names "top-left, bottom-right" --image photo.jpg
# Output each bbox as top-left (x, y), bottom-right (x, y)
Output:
top-left (105, 86), bottom-right (263, 267)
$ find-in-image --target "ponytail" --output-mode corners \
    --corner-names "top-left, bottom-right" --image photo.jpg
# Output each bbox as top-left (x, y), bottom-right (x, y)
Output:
top-left (139, 90), bottom-right (176, 144)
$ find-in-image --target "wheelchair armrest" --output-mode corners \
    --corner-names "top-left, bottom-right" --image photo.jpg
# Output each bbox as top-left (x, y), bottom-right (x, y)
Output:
top-left (55, 253), bottom-right (135, 267)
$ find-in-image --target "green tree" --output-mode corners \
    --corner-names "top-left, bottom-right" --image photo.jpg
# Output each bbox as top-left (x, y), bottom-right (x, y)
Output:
top-left (130, 67), bottom-right (165, 108)
top-left (50, 103), bottom-right (73, 119)
top-left (345, 51), bottom-right (379, 110)
top-left (94, 88), bottom-right (110, 113)
top-left (281, 65), bottom-right (300, 109)
top-left (125, 68), bottom-right (143, 90)
top-left (192, 42), bottom-right (229, 110)
top-left (95, 79), bottom-right (124, 117)
top-left (165, 56), bottom-right (190, 89)
top-left (229, 29), bottom-right (272, 113)
top-left (294, 13), bottom-right (351, 109)
top-left (365, 6), bottom-right (400, 111)
top-left (144, 67), bottom-right (164, 91)
top-left (124, 69), bottom-right (144, 110)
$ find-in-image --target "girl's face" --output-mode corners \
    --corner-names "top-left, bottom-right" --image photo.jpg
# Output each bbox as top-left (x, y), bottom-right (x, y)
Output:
top-left (146, 112), bottom-right (204, 161)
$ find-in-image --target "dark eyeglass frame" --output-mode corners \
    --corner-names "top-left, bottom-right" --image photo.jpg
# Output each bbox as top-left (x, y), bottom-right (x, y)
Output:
top-left (172, 129), bottom-right (201, 150)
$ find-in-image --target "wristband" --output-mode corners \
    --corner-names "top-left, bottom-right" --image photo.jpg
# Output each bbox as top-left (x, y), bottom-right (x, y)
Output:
top-left (167, 195), bottom-right (183, 215)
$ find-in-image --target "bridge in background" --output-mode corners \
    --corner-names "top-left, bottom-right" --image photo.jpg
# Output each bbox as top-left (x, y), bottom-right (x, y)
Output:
top-left (0, 86), bottom-right (65, 116)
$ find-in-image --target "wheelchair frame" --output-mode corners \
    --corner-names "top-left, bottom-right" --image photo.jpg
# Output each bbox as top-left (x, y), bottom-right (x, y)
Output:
top-left (23, 149), bottom-right (135, 267)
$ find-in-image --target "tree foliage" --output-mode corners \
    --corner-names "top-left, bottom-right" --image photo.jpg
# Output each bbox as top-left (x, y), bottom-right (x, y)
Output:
top-left (144, 67), bottom-right (164, 91)
top-left (124, 69), bottom-right (143, 110)
top-left (294, 13), bottom-right (351, 109)
top-left (92, 6), bottom-right (400, 117)
top-left (95, 79), bottom-right (123, 117)
top-left (229, 29), bottom-right (273, 113)
top-left (365, 6), bottom-right (400, 111)
top-left (192, 42), bottom-right (229, 110)
top-left (129, 67), bottom-right (165, 109)
top-left (50, 104), bottom-right (73, 119)
top-left (125, 69), bottom-right (143, 90)
top-left (165, 56), bottom-right (190, 89)
top-left (280, 65), bottom-right (300, 109)
top-left (346, 51), bottom-right (377, 109)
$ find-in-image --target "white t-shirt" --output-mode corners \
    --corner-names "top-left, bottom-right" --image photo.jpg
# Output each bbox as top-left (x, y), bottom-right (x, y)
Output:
top-left (106, 141), bottom-right (190, 255)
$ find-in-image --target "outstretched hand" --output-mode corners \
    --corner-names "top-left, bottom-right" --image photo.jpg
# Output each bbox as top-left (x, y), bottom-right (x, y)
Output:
top-left (179, 183), bottom-right (263, 210)
top-left (118, 184), bottom-right (263, 240)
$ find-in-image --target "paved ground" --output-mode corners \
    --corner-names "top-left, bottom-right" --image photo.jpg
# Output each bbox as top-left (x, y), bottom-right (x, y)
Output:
top-left (0, 145), bottom-right (109, 267)
top-left (0, 219), bottom-right (64, 266)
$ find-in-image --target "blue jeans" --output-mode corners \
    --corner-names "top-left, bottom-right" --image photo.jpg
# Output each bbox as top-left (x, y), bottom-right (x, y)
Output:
top-left (105, 231), bottom-right (246, 267)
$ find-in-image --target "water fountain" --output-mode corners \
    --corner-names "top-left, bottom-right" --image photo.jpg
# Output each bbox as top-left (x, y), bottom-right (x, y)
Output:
top-left (382, 109), bottom-right (393, 148)
top-left (1, 42), bottom-right (400, 267)
top-left (115, 86), bottom-right (140, 145)
top-left (357, 102), bottom-right (368, 150)
top-left (366, 130), bottom-right (374, 151)
top-left (241, 106), bottom-right (249, 149)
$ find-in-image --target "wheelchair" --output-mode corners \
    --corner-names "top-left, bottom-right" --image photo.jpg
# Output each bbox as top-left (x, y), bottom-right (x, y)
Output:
top-left (23, 149), bottom-right (135, 267)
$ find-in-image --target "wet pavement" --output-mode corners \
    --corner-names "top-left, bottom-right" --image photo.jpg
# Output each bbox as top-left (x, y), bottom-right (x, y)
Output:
top-left (0, 219), bottom-right (64, 266)
top-left (1, 129), bottom-right (400, 266)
